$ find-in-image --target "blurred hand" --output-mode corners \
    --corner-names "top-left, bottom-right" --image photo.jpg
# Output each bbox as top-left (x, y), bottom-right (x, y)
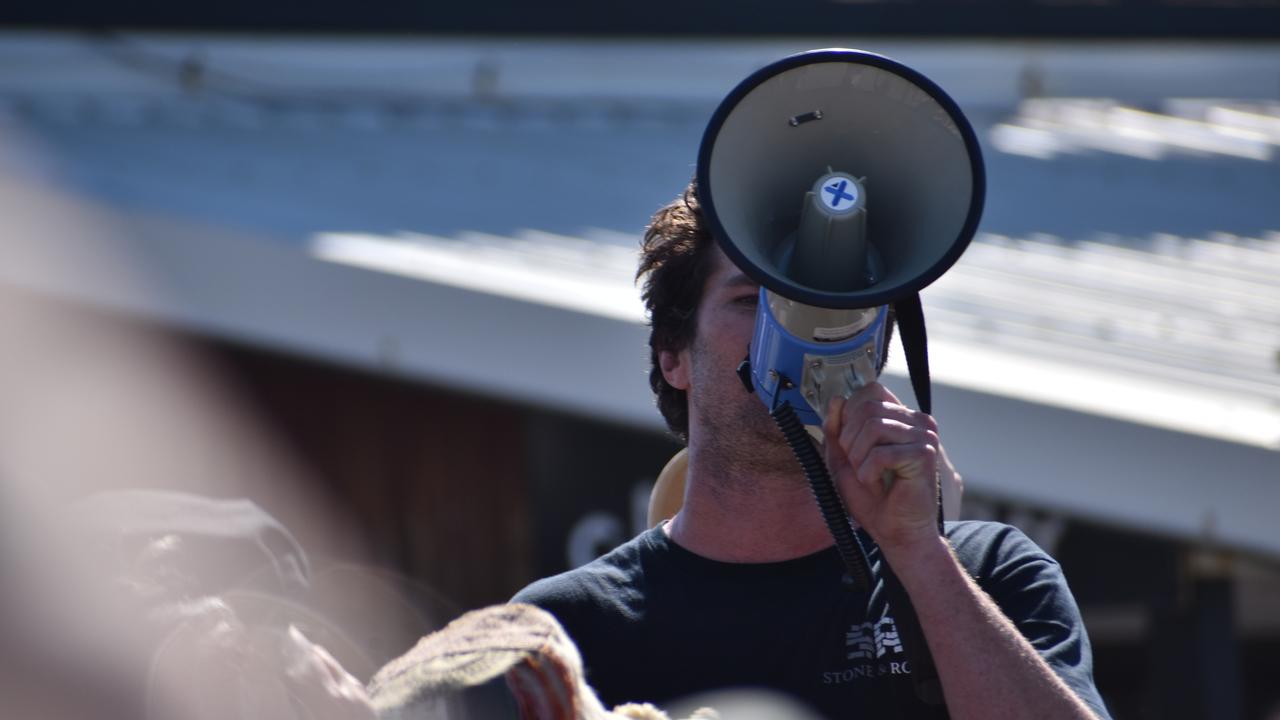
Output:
top-left (146, 602), bottom-right (376, 720)
top-left (279, 625), bottom-right (377, 720)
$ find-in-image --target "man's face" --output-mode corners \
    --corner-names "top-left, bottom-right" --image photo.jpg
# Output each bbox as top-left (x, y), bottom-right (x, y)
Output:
top-left (660, 247), bottom-right (798, 479)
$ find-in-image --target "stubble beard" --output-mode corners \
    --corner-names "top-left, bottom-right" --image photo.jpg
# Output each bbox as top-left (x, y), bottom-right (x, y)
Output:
top-left (686, 345), bottom-right (806, 494)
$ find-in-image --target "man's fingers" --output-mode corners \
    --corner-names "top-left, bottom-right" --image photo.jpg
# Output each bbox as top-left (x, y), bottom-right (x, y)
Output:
top-left (846, 380), bottom-right (899, 405)
top-left (823, 397), bottom-right (850, 473)
top-left (839, 387), bottom-right (935, 429)
top-left (843, 418), bottom-right (938, 470)
top-left (827, 384), bottom-right (941, 494)
top-left (855, 442), bottom-right (938, 489)
top-left (837, 396), bottom-right (938, 453)
top-left (825, 396), bottom-right (846, 440)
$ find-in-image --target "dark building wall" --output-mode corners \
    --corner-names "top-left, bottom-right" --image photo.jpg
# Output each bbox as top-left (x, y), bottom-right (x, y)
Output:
top-left (525, 411), bottom-right (683, 579)
top-left (204, 334), bottom-right (683, 610)
top-left (205, 339), bottom-right (538, 612)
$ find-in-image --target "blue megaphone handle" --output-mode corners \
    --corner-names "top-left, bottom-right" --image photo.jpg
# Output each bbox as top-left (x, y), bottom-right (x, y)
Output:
top-left (749, 289), bottom-right (888, 425)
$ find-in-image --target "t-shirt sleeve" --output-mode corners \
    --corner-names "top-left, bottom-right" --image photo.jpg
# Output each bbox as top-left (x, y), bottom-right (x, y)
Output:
top-left (508, 557), bottom-right (641, 650)
top-left (951, 523), bottom-right (1112, 720)
top-left (507, 558), bottom-right (646, 708)
top-left (510, 572), bottom-right (586, 622)
top-left (510, 576), bottom-right (558, 607)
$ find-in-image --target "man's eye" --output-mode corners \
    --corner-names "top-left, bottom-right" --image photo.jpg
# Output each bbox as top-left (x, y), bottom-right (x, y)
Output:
top-left (733, 295), bottom-right (758, 307)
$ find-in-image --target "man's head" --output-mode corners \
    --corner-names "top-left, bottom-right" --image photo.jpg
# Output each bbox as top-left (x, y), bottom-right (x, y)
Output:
top-left (638, 180), bottom-right (896, 443)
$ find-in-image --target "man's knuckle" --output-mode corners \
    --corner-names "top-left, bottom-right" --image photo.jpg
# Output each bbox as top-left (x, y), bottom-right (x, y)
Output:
top-left (910, 411), bottom-right (938, 432)
top-left (852, 398), bottom-right (879, 417)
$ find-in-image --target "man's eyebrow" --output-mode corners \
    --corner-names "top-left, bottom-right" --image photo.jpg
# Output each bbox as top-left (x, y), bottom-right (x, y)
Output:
top-left (720, 272), bottom-right (758, 290)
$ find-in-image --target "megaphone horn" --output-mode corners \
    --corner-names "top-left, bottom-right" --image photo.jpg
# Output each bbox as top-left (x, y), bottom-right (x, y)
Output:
top-left (696, 48), bottom-right (985, 420)
top-left (697, 48), bottom-right (984, 311)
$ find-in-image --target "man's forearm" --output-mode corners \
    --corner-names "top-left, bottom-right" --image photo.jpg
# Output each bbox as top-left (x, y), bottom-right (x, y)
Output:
top-left (882, 535), bottom-right (1099, 720)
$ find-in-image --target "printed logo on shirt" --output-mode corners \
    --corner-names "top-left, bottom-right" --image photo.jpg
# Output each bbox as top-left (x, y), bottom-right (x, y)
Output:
top-left (822, 617), bottom-right (911, 685)
top-left (845, 617), bottom-right (904, 660)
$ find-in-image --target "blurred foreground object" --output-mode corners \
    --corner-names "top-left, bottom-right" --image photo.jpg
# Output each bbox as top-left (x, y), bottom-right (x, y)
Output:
top-left (371, 604), bottom-right (817, 720)
top-left (1, 487), bottom-right (383, 720)
top-left (146, 606), bottom-right (377, 720)
top-left (0, 130), bottom-right (430, 718)
top-left (67, 489), bottom-right (312, 599)
top-left (82, 490), bottom-right (376, 720)
top-left (369, 604), bottom-right (632, 720)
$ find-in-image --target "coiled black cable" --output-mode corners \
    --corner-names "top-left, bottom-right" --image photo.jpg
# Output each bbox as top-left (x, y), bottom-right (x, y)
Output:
top-left (771, 395), bottom-right (945, 707)
top-left (770, 401), bottom-right (873, 593)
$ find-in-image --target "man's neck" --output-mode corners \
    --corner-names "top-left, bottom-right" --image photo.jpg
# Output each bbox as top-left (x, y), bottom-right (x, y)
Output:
top-left (663, 446), bottom-right (837, 563)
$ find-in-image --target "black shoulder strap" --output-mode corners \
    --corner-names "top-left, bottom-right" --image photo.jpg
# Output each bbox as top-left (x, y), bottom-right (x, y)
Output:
top-left (894, 292), bottom-right (931, 416)
top-left (894, 291), bottom-right (946, 534)
top-left (885, 293), bottom-right (948, 707)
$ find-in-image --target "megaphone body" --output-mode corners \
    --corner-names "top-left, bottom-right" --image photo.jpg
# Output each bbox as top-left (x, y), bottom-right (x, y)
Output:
top-left (748, 292), bottom-right (888, 426)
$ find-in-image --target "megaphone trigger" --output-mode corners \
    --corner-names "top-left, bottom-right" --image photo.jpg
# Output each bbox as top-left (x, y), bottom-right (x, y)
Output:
top-left (735, 355), bottom-right (754, 394)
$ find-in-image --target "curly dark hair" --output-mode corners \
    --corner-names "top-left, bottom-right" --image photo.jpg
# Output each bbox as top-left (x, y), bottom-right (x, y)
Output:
top-left (636, 180), bottom-right (716, 442)
top-left (636, 180), bottom-right (896, 441)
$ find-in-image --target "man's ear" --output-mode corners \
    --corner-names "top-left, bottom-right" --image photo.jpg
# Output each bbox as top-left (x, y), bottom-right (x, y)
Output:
top-left (659, 348), bottom-right (690, 391)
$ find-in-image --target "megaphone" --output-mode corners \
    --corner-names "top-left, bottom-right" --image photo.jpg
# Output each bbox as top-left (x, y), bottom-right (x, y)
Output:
top-left (696, 49), bottom-right (985, 424)
top-left (695, 50), bottom-right (985, 707)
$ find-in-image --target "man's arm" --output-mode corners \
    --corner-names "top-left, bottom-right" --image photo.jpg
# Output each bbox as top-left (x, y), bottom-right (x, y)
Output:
top-left (824, 384), bottom-right (1103, 720)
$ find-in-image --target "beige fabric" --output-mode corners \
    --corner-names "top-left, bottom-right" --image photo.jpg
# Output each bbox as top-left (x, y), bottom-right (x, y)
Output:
top-left (368, 603), bottom-right (718, 720)
top-left (646, 449), bottom-right (689, 528)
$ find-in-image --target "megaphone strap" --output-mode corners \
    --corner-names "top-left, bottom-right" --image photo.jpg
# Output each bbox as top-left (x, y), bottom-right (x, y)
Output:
top-left (894, 293), bottom-right (947, 536)
top-left (894, 292), bottom-right (931, 417)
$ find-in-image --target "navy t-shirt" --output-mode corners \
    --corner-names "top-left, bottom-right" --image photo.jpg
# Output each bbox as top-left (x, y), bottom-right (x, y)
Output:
top-left (513, 521), bottom-right (1110, 719)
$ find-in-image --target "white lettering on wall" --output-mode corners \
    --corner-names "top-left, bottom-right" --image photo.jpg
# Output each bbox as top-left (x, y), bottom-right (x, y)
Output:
top-left (567, 512), bottom-right (623, 568)
top-left (565, 480), bottom-right (655, 568)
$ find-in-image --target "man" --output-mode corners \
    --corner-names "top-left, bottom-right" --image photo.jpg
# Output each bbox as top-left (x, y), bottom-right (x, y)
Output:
top-left (514, 183), bottom-right (1110, 720)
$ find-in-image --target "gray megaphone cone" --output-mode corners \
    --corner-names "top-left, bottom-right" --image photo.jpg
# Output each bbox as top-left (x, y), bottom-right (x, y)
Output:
top-left (696, 48), bottom-right (985, 310)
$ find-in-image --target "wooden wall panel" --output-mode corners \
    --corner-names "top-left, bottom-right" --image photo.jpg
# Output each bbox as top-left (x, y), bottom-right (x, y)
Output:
top-left (210, 342), bottom-right (534, 613)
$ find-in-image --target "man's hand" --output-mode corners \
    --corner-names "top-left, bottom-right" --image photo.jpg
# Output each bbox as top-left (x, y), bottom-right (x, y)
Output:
top-left (822, 382), bottom-right (942, 554)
